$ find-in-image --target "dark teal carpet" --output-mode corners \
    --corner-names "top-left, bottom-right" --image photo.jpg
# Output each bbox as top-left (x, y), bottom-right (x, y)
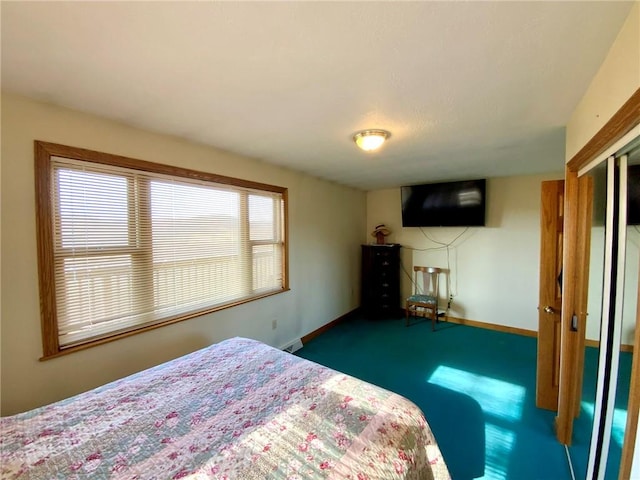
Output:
top-left (296, 314), bottom-right (579, 480)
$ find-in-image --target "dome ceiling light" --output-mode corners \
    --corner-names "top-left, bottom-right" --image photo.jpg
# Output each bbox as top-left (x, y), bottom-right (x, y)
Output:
top-left (353, 129), bottom-right (390, 152)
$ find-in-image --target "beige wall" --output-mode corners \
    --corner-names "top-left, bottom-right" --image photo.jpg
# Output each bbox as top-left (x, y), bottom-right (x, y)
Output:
top-left (566, 2), bottom-right (639, 162)
top-left (0, 93), bottom-right (366, 415)
top-left (367, 173), bottom-right (563, 333)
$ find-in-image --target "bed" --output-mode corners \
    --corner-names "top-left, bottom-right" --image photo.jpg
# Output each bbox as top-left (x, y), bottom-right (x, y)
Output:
top-left (1, 337), bottom-right (449, 479)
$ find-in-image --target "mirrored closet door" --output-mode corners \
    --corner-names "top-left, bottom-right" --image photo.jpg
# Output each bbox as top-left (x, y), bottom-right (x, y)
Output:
top-left (571, 131), bottom-right (640, 480)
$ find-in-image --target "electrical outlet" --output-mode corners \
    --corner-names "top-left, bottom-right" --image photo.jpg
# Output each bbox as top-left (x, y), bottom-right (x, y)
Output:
top-left (272, 319), bottom-right (277, 330)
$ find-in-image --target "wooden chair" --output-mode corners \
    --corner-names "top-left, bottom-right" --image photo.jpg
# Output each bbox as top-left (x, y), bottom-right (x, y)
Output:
top-left (406, 266), bottom-right (444, 330)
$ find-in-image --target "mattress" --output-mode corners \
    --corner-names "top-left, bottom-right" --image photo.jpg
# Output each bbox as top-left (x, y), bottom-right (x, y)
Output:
top-left (1, 337), bottom-right (449, 479)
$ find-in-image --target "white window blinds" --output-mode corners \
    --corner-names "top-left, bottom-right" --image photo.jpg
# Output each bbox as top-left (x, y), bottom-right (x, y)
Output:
top-left (41, 151), bottom-right (286, 352)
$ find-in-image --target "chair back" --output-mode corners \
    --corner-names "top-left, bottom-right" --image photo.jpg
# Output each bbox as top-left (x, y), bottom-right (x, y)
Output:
top-left (413, 266), bottom-right (443, 297)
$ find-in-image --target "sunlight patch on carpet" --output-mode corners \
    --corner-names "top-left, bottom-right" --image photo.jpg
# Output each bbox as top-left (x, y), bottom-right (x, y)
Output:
top-left (480, 423), bottom-right (516, 480)
top-left (611, 408), bottom-right (627, 447)
top-left (427, 365), bottom-right (526, 421)
top-left (581, 400), bottom-right (628, 448)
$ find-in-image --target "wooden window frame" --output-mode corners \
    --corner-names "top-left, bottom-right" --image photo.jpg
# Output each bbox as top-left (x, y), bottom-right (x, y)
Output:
top-left (35, 141), bottom-right (289, 360)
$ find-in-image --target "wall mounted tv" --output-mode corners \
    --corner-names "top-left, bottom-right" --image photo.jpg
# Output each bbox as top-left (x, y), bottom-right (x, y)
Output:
top-left (628, 164), bottom-right (640, 225)
top-left (401, 179), bottom-right (487, 227)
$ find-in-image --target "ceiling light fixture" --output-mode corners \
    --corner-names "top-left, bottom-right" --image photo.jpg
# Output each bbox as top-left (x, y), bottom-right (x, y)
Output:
top-left (353, 129), bottom-right (390, 152)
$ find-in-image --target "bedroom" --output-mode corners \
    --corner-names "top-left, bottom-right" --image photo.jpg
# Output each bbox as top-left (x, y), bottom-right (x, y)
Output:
top-left (1, 1), bottom-right (639, 479)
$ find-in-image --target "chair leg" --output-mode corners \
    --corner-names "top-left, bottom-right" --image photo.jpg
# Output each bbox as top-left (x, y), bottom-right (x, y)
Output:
top-left (405, 305), bottom-right (410, 327)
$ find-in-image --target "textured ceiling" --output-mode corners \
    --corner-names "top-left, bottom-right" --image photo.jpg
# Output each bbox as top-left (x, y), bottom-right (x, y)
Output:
top-left (1, 1), bottom-right (634, 190)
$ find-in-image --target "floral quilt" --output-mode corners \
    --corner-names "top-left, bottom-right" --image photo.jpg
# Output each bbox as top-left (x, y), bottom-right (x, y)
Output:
top-left (1, 337), bottom-right (450, 479)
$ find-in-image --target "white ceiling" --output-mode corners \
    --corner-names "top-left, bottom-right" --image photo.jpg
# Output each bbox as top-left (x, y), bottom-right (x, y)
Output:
top-left (1, 1), bottom-right (634, 191)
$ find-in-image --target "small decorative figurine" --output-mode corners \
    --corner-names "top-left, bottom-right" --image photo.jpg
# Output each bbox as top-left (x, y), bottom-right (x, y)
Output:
top-left (371, 224), bottom-right (391, 244)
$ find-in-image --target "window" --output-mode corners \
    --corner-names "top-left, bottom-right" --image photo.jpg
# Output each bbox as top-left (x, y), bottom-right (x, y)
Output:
top-left (35, 141), bottom-right (288, 358)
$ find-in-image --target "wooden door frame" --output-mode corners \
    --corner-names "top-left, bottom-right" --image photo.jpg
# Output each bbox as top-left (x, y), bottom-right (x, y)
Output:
top-left (559, 88), bottom-right (640, 477)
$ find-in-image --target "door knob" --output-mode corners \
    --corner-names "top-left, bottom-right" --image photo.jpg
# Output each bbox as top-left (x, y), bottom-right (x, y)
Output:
top-left (543, 305), bottom-right (555, 314)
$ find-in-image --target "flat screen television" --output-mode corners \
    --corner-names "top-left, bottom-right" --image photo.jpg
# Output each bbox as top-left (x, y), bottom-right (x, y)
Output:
top-left (401, 179), bottom-right (486, 227)
top-left (628, 164), bottom-right (640, 225)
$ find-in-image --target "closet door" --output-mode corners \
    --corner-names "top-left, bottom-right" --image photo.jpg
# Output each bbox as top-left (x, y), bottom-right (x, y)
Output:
top-left (563, 90), bottom-right (640, 480)
top-left (605, 147), bottom-right (640, 479)
top-left (585, 154), bottom-right (627, 479)
top-left (577, 135), bottom-right (640, 480)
